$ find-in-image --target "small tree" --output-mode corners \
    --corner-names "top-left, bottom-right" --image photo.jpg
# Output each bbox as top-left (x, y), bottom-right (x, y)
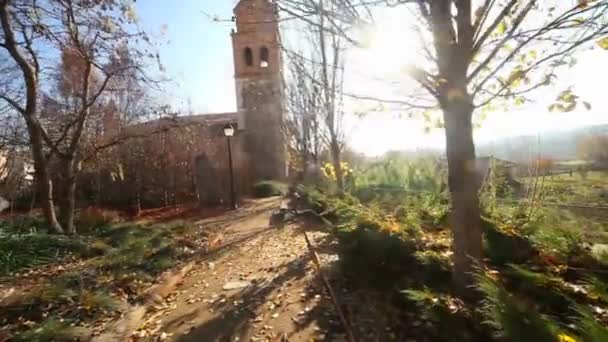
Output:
top-left (1, 0), bottom-right (157, 233)
top-left (1, 0), bottom-right (64, 232)
top-left (283, 0), bottom-right (348, 193)
top-left (283, 50), bottom-right (323, 181)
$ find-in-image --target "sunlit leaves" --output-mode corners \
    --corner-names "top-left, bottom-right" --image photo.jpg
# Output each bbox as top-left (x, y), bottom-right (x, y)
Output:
top-left (505, 65), bottom-right (527, 88)
top-left (496, 21), bottom-right (508, 35)
top-left (548, 89), bottom-right (584, 112)
top-left (572, 17), bottom-right (586, 26)
top-left (597, 36), bottom-right (608, 49)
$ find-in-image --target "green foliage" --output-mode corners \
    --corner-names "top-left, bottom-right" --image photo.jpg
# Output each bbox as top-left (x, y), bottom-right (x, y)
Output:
top-left (583, 275), bottom-right (608, 303)
top-left (1, 219), bottom-right (194, 339)
top-left (0, 215), bottom-right (47, 234)
top-left (12, 318), bottom-right (73, 342)
top-left (505, 265), bottom-right (572, 316)
top-left (0, 233), bottom-right (89, 275)
top-left (483, 219), bottom-right (535, 265)
top-left (298, 157), bottom-right (608, 341)
top-left (354, 157), bottom-right (447, 195)
top-left (413, 250), bottom-right (452, 284)
top-left (252, 180), bottom-right (288, 198)
top-left (572, 304), bottom-right (608, 342)
top-left (529, 224), bottom-right (583, 262)
top-left (94, 223), bottom-right (184, 275)
top-left (476, 272), bottom-right (561, 342)
top-left (590, 244), bottom-right (608, 266)
top-left (40, 272), bottom-right (120, 317)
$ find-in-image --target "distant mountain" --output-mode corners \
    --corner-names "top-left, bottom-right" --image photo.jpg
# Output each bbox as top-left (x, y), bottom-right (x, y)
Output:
top-left (478, 124), bottom-right (608, 162)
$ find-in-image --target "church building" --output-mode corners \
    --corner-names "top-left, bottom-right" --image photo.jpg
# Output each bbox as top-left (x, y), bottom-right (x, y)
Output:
top-left (101, 0), bottom-right (286, 207)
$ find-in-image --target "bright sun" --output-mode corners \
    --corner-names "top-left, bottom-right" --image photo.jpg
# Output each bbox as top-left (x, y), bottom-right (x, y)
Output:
top-left (356, 9), bottom-right (423, 77)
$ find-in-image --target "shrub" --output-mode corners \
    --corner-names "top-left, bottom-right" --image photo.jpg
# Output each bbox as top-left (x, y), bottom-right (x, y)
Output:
top-left (413, 250), bottom-right (452, 285)
top-left (483, 219), bottom-right (535, 265)
top-left (590, 243), bottom-right (608, 266)
top-left (572, 304), bottom-right (608, 342)
top-left (355, 157), bottom-right (447, 194)
top-left (529, 225), bottom-right (583, 262)
top-left (252, 180), bottom-right (288, 198)
top-left (476, 271), bottom-right (562, 342)
top-left (0, 214), bottom-right (46, 234)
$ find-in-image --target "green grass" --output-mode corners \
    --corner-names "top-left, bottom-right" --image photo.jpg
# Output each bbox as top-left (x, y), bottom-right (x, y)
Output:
top-left (0, 233), bottom-right (90, 275)
top-left (0, 219), bottom-right (195, 338)
top-left (521, 171), bottom-right (608, 205)
top-left (11, 318), bottom-right (73, 342)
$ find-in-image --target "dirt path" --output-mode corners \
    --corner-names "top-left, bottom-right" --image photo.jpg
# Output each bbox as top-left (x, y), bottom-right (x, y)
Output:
top-left (135, 198), bottom-right (344, 342)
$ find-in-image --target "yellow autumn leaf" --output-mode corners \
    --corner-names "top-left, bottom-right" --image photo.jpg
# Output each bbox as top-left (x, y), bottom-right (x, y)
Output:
top-left (496, 21), bottom-right (507, 35)
top-left (597, 36), bottom-right (608, 50)
top-left (557, 333), bottom-right (577, 342)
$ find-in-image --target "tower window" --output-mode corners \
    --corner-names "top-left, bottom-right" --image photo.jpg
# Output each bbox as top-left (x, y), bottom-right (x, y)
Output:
top-left (260, 47), bottom-right (269, 68)
top-left (244, 47), bottom-right (253, 66)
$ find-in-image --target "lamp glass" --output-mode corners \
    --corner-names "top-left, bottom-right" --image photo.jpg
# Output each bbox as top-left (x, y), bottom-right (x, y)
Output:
top-left (223, 124), bottom-right (235, 137)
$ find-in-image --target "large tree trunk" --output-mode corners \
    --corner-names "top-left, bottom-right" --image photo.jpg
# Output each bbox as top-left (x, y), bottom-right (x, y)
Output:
top-left (442, 96), bottom-right (483, 297)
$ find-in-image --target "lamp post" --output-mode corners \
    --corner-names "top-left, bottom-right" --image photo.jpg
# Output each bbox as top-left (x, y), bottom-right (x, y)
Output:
top-left (223, 123), bottom-right (237, 210)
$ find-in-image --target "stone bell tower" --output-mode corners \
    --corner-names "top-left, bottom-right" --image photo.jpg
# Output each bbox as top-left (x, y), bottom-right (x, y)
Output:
top-left (232, 0), bottom-right (286, 181)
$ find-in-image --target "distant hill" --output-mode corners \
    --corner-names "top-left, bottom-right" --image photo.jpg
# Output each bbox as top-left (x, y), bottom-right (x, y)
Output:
top-left (478, 124), bottom-right (608, 162)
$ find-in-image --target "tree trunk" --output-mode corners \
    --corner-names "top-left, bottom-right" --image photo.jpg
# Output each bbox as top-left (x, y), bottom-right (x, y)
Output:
top-left (442, 96), bottom-right (483, 298)
top-left (28, 123), bottom-right (64, 234)
top-left (58, 157), bottom-right (77, 234)
top-left (1, 0), bottom-right (63, 234)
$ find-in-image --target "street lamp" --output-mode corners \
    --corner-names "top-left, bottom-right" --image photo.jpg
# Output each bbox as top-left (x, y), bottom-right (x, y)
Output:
top-left (223, 123), bottom-right (237, 209)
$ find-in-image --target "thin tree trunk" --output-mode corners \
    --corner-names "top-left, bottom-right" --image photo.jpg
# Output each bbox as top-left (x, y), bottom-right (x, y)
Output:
top-left (1, 0), bottom-right (63, 233)
top-left (442, 98), bottom-right (483, 298)
top-left (58, 157), bottom-right (77, 234)
top-left (31, 134), bottom-right (63, 233)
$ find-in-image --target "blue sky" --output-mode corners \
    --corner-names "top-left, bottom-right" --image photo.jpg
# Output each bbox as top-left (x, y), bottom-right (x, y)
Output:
top-left (135, 1), bottom-right (608, 156)
top-left (136, 0), bottom-right (238, 113)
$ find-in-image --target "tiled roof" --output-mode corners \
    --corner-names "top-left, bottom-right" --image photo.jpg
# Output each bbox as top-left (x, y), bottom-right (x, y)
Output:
top-left (121, 112), bottom-right (238, 136)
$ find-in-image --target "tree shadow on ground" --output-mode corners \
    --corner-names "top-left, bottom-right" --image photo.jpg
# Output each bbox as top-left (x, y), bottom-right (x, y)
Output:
top-left (196, 225), bottom-right (275, 263)
top-left (193, 200), bottom-right (280, 229)
top-left (173, 254), bottom-right (342, 342)
top-left (286, 213), bottom-right (488, 341)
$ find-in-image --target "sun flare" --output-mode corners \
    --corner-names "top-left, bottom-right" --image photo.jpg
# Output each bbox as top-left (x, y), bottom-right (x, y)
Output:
top-left (357, 11), bottom-right (423, 76)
